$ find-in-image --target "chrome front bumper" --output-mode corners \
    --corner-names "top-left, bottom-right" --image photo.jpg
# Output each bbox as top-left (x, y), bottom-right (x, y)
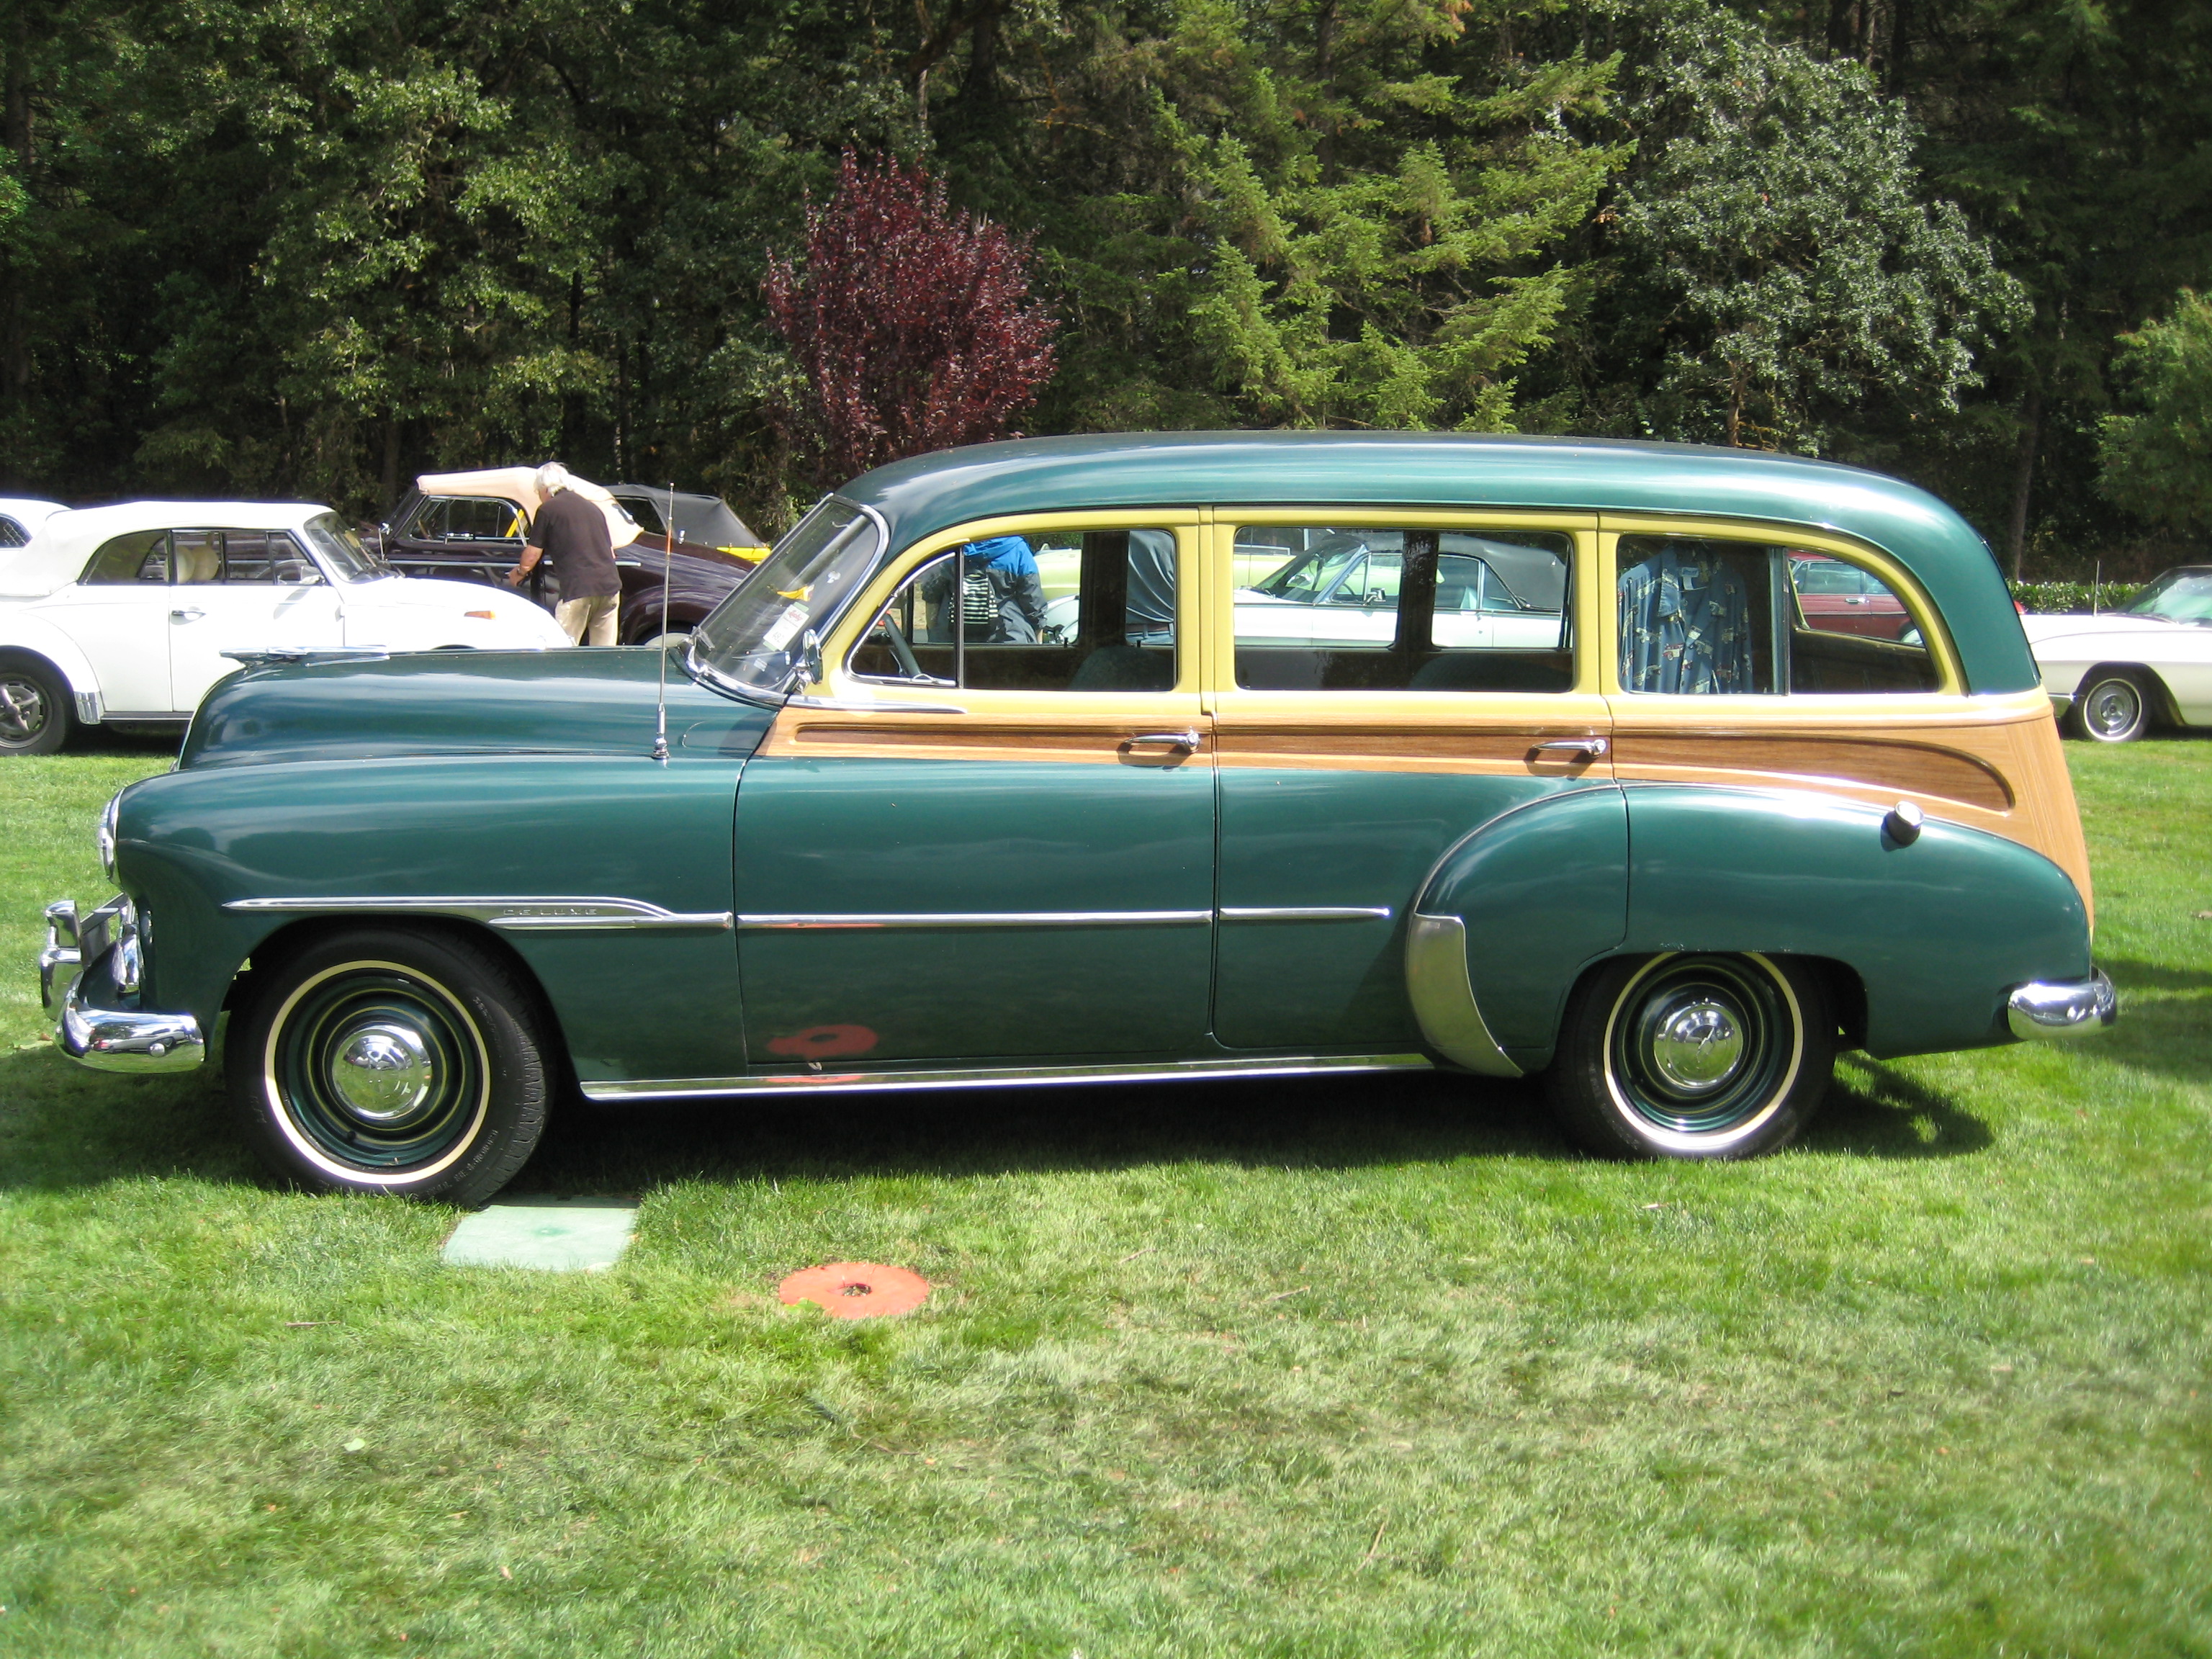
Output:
top-left (42, 896), bottom-right (205, 1074)
top-left (2007, 970), bottom-right (2118, 1041)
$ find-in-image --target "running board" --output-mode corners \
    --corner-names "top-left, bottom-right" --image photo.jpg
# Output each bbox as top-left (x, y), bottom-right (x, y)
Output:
top-left (580, 1051), bottom-right (1435, 1102)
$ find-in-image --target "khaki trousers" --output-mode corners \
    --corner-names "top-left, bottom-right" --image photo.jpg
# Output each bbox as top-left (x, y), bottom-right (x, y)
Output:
top-left (555, 594), bottom-right (620, 647)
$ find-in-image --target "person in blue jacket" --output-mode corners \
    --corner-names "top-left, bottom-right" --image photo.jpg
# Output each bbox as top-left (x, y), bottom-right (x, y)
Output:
top-left (925, 535), bottom-right (1050, 644)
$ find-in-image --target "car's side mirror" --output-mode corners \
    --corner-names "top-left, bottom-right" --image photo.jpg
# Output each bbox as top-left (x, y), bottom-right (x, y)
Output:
top-left (801, 629), bottom-right (824, 686)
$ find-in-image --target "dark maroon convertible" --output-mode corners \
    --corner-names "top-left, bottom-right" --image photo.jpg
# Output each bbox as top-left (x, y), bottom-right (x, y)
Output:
top-left (365, 467), bottom-right (762, 644)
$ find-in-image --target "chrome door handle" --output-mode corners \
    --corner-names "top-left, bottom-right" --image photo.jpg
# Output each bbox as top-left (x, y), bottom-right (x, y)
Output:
top-left (1534, 737), bottom-right (1608, 757)
top-left (1127, 729), bottom-right (1201, 750)
top-left (170, 607), bottom-right (205, 622)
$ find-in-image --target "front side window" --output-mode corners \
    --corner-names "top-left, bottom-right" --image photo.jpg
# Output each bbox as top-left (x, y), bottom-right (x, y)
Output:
top-left (689, 498), bottom-right (884, 697)
top-left (850, 527), bottom-right (1179, 693)
top-left (1233, 525), bottom-right (1573, 692)
top-left (405, 495), bottom-right (526, 541)
top-left (1615, 535), bottom-right (1937, 696)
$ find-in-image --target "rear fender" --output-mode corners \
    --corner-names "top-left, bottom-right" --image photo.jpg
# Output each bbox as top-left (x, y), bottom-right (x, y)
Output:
top-left (1622, 784), bottom-right (2090, 1057)
top-left (1408, 785), bottom-right (1629, 1074)
top-left (0, 617), bottom-right (104, 719)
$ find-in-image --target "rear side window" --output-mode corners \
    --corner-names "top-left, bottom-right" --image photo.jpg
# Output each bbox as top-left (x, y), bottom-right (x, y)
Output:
top-left (1615, 535), bottom-right (1937, 696)
top-left (82, 530), bottom-right (171, 584)
top-left (1231, 524), bottom-right (1574, 692)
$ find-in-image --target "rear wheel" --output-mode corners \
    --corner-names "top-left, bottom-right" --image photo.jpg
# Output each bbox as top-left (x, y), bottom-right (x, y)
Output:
top-left (2071, 670), bottom-right (2152, 742)
top-left (227, 927), bottom-right (550, 1202)
top-left (0, 656), bottom-right (71, 755)
top-left (1545, 953), bottom-right (1834, 1160)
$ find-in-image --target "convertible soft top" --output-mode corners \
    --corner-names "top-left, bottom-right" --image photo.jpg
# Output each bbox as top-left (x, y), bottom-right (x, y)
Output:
top-left (0, 500), bottom-right (333, 601)
top-left (415, 467), bottom-right (641, 552)
top-left (608, 485), bottom-right (765, 549)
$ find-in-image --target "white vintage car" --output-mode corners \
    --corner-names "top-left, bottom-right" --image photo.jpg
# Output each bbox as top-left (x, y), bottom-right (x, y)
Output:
top-left (0, 500), bottom-right (570, 755)
top-left (2021, 567), bottom-right (2212, 742)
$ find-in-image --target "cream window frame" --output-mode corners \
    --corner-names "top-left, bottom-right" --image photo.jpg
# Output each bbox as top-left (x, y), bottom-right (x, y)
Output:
top-left (1598, 515), bottom-right (1966, 711)
top-left (1198, 508), bottom-right (1602, 706)
top-left (814, 510), bottom-right (1206, 706)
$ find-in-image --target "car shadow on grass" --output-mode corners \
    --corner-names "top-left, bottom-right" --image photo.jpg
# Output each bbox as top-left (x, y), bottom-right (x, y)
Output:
top-left (1801, 1056), bottom-right (1993, 1157)
top-left (0, 1035), bottom-right (1994, 1199)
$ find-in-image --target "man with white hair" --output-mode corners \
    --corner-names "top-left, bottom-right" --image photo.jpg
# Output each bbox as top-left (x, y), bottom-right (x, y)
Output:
top-left (507, 462), bottom-right (621, 644)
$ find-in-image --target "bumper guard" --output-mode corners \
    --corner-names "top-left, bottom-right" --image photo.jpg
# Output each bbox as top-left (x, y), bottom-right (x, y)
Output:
top-left (2007, 970), bottom-right (2118, 1041)
top-left (42, 896), bottom-right (205, 1074)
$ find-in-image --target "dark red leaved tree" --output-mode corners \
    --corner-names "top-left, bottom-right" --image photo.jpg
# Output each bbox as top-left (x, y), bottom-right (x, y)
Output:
top-left (765, 151), bottom-right (1058, 486)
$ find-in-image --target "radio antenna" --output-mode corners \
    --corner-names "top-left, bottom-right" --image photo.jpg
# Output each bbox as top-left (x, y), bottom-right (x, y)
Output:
top-left (651, 480), bottom-right (675, 763)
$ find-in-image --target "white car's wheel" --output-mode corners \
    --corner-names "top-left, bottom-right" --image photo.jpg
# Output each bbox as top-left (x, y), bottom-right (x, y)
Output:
top-left (0, 654), bottom-right (72, 756)
top-left (2072, 670), bottom-right (2152, 743)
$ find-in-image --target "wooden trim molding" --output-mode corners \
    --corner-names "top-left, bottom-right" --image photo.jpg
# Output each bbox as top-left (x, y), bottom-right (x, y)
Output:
top-left (1611, 730), bottom-right (2013, 811)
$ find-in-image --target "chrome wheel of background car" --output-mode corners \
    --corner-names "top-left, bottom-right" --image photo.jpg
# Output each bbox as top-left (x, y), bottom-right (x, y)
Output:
top-left (227, 927), bottom-right (552, 1202)
top-left (1545, 953), bottom-right (1835, 1160)
top-left (2072, 672), bottom-right (2149, 743)
top-left (0, 657), bottom-right (69, 755)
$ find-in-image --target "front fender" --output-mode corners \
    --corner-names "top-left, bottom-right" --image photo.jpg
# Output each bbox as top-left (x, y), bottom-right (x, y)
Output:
top-left (113, 754), bottom-right (749, 1083)
top-left (1409, 785), bottom-right (1628, 1073)
top-left (1622, 784), bottom-right (2091, 1058)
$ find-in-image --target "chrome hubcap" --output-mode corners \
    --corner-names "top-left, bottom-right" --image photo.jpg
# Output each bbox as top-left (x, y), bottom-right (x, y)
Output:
top-left (1647, 998), bottom-right (1744, 1093)
top-left (327, 1022), bottom-right (434, 1123)
top-left (0, 677), bottom-right (47, 740)
top-left (2085, 681), bottom-right (2139, 738)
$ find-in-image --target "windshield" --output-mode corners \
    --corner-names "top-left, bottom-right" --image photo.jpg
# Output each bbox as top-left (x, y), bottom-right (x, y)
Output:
top-left (2124, 569), bottom-right (2212, 623)
top-left (1252, 537), bottom-right (1389, 603)
top-left (302, 512), bottom-right (392, 580)
top-left (688, 498), bottom-right (884, 696)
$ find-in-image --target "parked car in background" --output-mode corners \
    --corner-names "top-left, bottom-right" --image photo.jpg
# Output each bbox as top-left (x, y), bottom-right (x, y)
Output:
top-left (2021, 566), bottom-right (2212, 742)
top-left (368, 468), bottom-right (758, 644)
top-left (1786, 549), bottom-right (1915, 640)
top-left (42, 434), bottom-right (2113, 1202)
top-left (606, 484), bottom-right (768, 562)
top-left (0, 500), bottom-right (568, 754)
top-left (0, 497), bottom-right (66, 548)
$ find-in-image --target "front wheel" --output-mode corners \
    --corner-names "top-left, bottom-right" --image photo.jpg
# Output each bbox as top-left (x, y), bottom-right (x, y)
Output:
top-left (1545, 953), bottom-right (1835, 1160)
top-left (227, 927), bottom-right (552, 1202)
top-left (2070, 670), bottom-right (2152, 743)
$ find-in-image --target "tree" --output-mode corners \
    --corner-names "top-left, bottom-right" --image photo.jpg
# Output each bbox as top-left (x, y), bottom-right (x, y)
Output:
top-left (2098, 292), bottom-right (2212, 536)
top-left (763, 150), bottom-right (1058, 487)
top-left (1601, 5), bottom-right (2024, 453)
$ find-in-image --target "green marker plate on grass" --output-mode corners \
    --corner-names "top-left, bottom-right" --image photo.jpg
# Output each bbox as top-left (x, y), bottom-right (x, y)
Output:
top-left (441, 1196), bottom-right (637, 1272)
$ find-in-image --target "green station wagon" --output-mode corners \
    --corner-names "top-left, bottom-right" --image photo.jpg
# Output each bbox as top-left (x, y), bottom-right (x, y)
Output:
top-left (40, 435), bottom-right (2116, 1202)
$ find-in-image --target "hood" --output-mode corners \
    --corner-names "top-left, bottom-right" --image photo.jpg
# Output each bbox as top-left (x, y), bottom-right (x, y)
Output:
top-left (180, 647), bottom-right (777, 770)
top-left (2019, 611), bottom-right (2181, 644)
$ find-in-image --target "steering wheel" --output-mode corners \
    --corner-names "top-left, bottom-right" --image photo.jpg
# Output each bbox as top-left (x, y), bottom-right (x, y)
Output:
top-left (884, 618), bottom-right (926, 680)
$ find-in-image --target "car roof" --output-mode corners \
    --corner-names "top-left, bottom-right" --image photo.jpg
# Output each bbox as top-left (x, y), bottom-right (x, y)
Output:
top-left (836, 432), bottom-right (2036, 694)
top-left (0, 500), bottom-right (335, 599)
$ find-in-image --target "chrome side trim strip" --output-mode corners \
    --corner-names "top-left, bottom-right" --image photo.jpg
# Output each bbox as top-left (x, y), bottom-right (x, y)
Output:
top-left (1218, 907), bottom-right (1393, 924)
top-left (1403, 912), bottom-right (1523, 1079)
top-left (580, 1051), bottom-right (1434, 1102)
top-left (784, 694), bottom-right (969, 714)
top-left (222, 896), bottom-right (734, 932)
top-left (737, 909), bottom-right (1212, 930)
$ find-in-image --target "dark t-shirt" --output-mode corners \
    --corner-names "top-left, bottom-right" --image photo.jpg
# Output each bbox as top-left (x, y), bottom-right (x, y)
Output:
top-left (526, 489), bottom-right (620, 599)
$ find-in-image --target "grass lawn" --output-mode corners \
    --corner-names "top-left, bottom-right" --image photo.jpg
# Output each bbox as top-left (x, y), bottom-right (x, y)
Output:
top-left (1, 737), bottom-right (2208, 1656)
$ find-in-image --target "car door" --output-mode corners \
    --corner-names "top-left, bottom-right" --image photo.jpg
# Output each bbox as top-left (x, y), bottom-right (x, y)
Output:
top-left (386, 495), bottom-right (541, 605)
top-left (1209, 511), bottom-right (1614, 1051)
top-left (734, 516), bottom-right (1215, 1066)
top-left (166, 530), bottom-right (343, 711)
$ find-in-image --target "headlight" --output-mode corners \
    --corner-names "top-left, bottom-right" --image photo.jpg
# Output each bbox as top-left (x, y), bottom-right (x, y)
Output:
top-left (96, 790), bottom-right (122, 882)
